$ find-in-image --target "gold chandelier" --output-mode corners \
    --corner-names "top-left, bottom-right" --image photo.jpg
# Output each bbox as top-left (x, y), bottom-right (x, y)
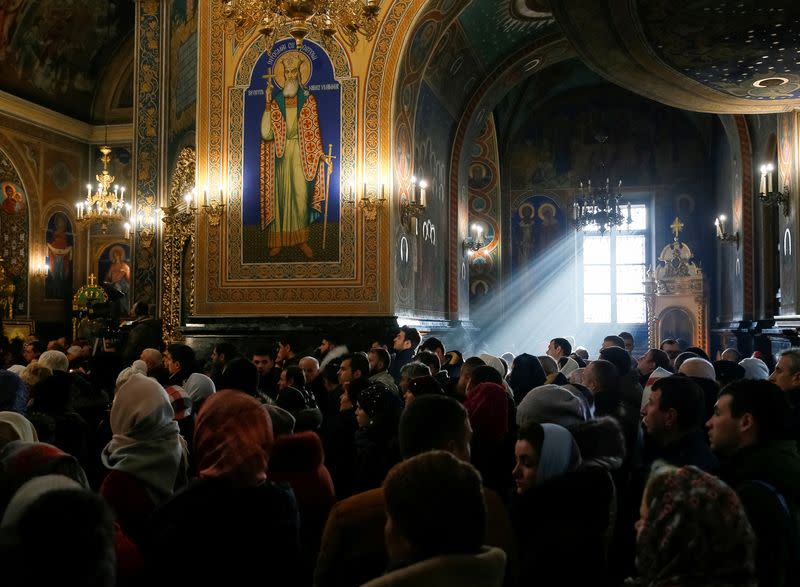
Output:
top-left (75, 146), bottom-right (130, 234)
top-left (220, 0), bottom-right (381, 51)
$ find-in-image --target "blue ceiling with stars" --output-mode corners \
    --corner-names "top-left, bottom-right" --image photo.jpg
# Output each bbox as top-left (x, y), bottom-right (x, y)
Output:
top-left (638, 2), bottom-right (800, 101)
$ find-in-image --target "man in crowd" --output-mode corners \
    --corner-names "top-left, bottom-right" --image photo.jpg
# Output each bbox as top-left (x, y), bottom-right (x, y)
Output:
top-left (277, 335), bottom-right (301, 368)
top-left (418, 336), bottom-right (446, 369)
top-left (209, 342), bottom-right (240, 386)
top-left (253, 347), bottom-right (280, 399)
top-left (546, 337), bottom-right (572, 361)
top-left (300, 355), bottom-right (326, 412)
top-left (769, 347), bottom-right (800, 440)
top-left (659, 338), bottom-right (682, 367)
top-left (640, 375), bottom-right (717, 471)
top-left (368, 347), bottom-right (398, 394)
top-left (315, 394), bottom-right (516, 587)
top-left (22, 340), bottom-right (45, 365)
top-left (636, 348), bottom-right (671, 387)
top-left (389, 326), bottom-right (421, 383)
top-left (707, 379), bottom-right (800, 587)
top-left (319, 333), bottom-right (349, 370)
top-left (164, 343), bottom-right (196, 387)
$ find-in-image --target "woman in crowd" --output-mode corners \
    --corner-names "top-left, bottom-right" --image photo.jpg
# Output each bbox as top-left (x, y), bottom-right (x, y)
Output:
top-left (506, 353), bottom-right (546, 405)
top-left (99, 373), bottom-right (186, 543)
top-left (631, 464), bottom-right (757, 587)
top-left (354, 383), bottom-right (402, 493)
top-left (145, 390), bottom-right (300, 584)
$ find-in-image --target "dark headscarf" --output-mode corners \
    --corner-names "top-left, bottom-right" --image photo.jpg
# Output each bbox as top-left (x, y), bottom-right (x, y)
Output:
top-left (0, 370), bottom-right (27, 414)
top-left (0, 440), bottom-right (90, 513)
top-left (507, 353), bottom-right (546, 405)
top-left (636, 465), bottom-right (757, 587)
top-left (358, 384), bottom-right (402, 421)
top-left (463, 382), bottom-right (509, 444)
top-left (194, 390), bottom-right (273, 487)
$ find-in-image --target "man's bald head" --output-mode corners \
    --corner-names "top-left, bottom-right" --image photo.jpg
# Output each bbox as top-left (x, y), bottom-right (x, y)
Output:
top-left (678, 357), bottom-right (716, 381)
top-left (140, 348), bottom-right (162, 371)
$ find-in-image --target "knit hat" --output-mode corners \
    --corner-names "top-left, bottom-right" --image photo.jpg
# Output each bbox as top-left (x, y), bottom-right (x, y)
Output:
top-left (479, 353), bottom-right (506, 378)
top-left (739, 357), bottom-right (769, 380)
top-left (358, 384), bottom-right (397, 419)
top-left (713, 360), bottom-right (746, 383)
top-left (517, 384), bottom-right (586, 428)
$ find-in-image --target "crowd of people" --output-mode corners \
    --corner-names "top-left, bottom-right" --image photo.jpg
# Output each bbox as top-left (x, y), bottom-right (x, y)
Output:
top-left (0, 327), bottom-right (799, 586)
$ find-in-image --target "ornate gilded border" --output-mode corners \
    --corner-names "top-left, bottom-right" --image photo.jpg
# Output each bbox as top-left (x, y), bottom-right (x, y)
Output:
top-left (196, 1), bottom-right (388, 314)
top-left (132, 0), bottom-right (161, 305)
top-left (225, 36), bottom-right (358, 280)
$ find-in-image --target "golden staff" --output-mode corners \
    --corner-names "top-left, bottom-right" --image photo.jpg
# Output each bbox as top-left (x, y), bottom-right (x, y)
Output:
top-left (322, 144), bottom-right (335, 250)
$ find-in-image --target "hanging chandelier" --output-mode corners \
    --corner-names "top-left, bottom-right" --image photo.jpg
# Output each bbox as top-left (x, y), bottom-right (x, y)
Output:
top-left (75, 146), bottom-right (130, 234)
top-left (572, 135), bottom-right (631, 235)
top-left (220, 0), bottom-right (381, 52)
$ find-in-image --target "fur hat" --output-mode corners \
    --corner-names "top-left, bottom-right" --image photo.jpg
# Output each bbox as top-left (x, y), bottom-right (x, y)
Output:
top-left (516, 384), bottom-right (586, 428)
top-left (739, 357), bottom-right (769, 380)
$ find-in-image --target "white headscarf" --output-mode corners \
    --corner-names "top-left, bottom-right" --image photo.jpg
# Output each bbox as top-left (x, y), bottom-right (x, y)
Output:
top-left (102, 373), bottom-right (184, 503)
top-left (537, 423), bottom-right (580, 485)
top-left (1, 474), bottom-right (83, 529)
top-left (0, 411), bottom-right (38, 449)
top-left (183, 372), bottom-right (216, 405)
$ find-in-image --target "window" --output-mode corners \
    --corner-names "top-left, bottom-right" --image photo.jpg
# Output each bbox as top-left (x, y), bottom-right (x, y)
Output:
top-left (581, 204), bottom-right (648, 325)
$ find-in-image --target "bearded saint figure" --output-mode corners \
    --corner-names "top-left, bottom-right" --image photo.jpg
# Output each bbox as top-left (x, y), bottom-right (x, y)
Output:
top-left (260, 53), bottom-right (326, 258)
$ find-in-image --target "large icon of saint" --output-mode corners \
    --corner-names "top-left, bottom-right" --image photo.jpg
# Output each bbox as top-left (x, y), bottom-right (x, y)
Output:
top-left (45, 212), bottom-right (73, 300)
top-left (260, 51), bottom-right (328, 259)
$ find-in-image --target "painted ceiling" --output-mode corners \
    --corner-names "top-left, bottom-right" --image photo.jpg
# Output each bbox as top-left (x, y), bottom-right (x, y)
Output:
top-left (0, 0), bottom-right (134, 122)
top-left (550, 1), bottom-right (800, 113)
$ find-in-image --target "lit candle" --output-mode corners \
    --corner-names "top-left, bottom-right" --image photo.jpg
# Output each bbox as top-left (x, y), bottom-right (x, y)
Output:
top-left (627, 202), bottom-right (632, 220)
top-left (363, 182), bottom-right (367, 202)
top-left (768, 166), bottom-right (773, 194)
top-left (380, 183), bottom-right (385, 202)
top-left (419, 180), bottom-right (427, 207)
top-left (124, 222), bottom-right (131, 239)
top-left (476, 225), bottom-right (483, 243)
top-left (760, 165), bottom-right (767, 195)
top-left (715, 216), bottom-right (723, 238)
top-left (184, 194), bottom-right (192, 211)
top-left (203, 189), bottom-right (209, 207)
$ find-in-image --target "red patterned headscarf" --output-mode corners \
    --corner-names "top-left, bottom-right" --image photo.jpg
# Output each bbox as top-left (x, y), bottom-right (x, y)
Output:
top-left (194, 391), bottom-right (273, 487)
top-left (636, 465), bottom-right (757, 587)
top-left (463, 382), bottom-right (509, 444)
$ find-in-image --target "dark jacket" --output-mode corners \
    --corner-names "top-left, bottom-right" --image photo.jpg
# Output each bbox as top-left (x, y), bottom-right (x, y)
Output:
top-left (642, 428), bottom-right (718, 473)
top-left (388, 348), bottom-right (415, 383)
top-left (144, 477), bottom-right (300, 584)
top-left (511, 468), bottom-right (616, 586)
top-left (718, 441), bottom-right (800, 587)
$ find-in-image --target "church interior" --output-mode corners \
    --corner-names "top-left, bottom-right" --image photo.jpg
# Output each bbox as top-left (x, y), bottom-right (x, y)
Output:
top-left (0, 1), bottom-right (796, 359)
top-left (0, 1), bottom-right (799, 359)
top-left (2, 1), bottom-right (800, 585)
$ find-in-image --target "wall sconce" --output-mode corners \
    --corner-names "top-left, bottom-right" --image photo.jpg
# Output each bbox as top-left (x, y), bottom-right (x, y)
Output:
top-left (345, 182), bottom-right (386, 221)
top-left (33, 259), bottom-right (49, 279)
top-left (463, 223), bottom-right (485, 255)
top-left (758, 163), bottom-right (790, 217)
top-left (202, 187), bottom-right (225, 227)
top-left (715, 214), bottom-right (739, 249)
top-left (401, 176), bottom-right (427, 233)
top-left (136, 207), bottom-right (157, 250)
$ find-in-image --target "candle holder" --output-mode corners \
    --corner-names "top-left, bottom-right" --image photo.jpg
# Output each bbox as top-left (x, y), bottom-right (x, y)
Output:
top-left (400, 177), bottom-right (427, 233)
top-left (462, 223), bottom-right (485, 255)
top-left (758, 163), bottom-right (790, 217)
top-left (714, 215), bottom-right (739, 249)
top-left (204, 199), bottom-right (226, 227)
